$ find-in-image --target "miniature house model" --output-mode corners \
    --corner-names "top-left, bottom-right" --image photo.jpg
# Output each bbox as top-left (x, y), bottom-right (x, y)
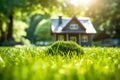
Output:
top-left (50, 16), bottom-right (96, 46)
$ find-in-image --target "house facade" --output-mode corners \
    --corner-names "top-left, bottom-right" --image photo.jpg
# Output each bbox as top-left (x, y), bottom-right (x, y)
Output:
top-left (50, 16), bottom-right (96, 46)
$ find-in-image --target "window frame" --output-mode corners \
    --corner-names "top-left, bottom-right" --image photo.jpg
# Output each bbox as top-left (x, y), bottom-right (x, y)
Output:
top-left (70, 36), bottom-right (77, 42)
top-left (69, 24), bottom-right (79, 30)
top-left (58, 35), bottom-right (64, 41)
top-left (82, 35), bottom-right (88, 42)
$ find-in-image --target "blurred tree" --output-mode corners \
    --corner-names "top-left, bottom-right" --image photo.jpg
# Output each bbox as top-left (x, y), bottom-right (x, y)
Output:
top-left (35, 19), bottom-right (51, 41)
top-left (0, 0), bottom-right (28, 45)
top-left (26, 14), bottom-right (44, 43)
top-left (25, 0), bottom-right (63, 44)
top-left (13, 20), bottom-right (28, 42)
top-left (0, 0), bottom-right (26, 39)
top-left (89, 0), bottom-right (120, 40)
top-left (0, 0), bottom-right (62, 45)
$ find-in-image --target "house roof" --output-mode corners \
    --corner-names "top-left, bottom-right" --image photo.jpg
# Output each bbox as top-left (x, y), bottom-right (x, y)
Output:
top-left (51, 16), bottom-right (97, 34)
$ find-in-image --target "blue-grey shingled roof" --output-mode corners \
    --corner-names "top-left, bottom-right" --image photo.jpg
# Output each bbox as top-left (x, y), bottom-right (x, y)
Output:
top-left (51, 16), bottom-right (96, 34)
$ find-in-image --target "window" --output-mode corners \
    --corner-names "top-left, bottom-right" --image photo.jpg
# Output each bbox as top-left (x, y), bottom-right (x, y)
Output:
top-left (82, 35), bottom-right (88, 42)
top-left (70, 36), bottom-right (77, 42)
top-left (58, 35), bottom-right (64, 41)
top-left (69, 24), bottom-right (79, 30)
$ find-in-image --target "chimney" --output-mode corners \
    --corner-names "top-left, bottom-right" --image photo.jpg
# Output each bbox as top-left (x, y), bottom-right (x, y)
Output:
top-left (58, 15), bottom-right (62, 25)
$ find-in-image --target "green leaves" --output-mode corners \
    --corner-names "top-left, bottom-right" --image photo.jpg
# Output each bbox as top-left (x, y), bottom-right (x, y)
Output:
top-left (35, 19), bottom-right (51, 41)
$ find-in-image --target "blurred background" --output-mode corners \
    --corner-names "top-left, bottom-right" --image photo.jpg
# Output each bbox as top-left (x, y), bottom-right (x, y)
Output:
top-left (0, 0), bottom-right (120, 46)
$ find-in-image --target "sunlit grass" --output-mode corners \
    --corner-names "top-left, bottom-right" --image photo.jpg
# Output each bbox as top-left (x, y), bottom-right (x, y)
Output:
top-left (0, 47), bottom-right (120, 80)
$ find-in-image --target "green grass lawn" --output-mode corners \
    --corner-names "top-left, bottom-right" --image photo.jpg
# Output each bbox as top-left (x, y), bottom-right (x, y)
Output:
top-left (0, 47), bottom-right (120, 80)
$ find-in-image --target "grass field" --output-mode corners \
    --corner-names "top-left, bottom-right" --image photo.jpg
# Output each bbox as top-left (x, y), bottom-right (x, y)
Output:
top-left (0, 47), bottom-right (120, 80)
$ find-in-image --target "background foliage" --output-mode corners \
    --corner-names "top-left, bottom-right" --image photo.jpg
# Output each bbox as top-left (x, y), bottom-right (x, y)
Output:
top-left (0, 0), bottom-right (120, 45)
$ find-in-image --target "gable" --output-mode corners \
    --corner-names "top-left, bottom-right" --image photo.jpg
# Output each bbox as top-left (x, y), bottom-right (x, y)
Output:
top-left (62, 16), bottom-right (86, 31)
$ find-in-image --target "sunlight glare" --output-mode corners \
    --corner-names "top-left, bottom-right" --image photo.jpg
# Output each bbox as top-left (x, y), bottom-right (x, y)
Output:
top-left (70, 0), bottom-right (79, 6)
top-left (70, 0), bottom-right (91, 6)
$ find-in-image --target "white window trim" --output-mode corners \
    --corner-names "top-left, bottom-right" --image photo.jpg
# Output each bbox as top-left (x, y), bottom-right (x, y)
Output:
top-left (69, 24), bottom-right (79, 30)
